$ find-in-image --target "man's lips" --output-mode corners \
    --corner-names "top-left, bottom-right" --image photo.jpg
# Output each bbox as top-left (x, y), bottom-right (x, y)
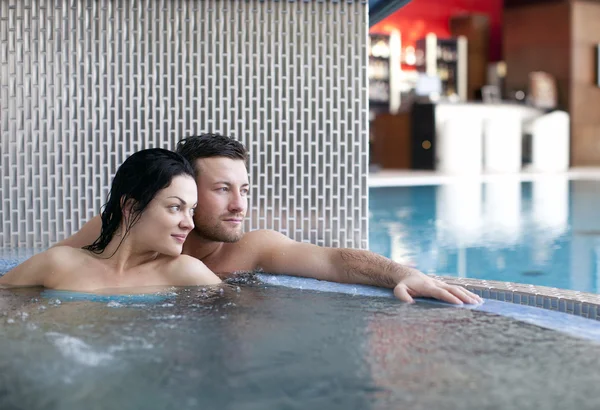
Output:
top-left (223, 218), bottom-right (243, 224)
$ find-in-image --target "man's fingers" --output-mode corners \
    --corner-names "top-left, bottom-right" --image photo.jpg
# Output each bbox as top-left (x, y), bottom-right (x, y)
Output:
top-left (445, 285), bottom-right (482, 304)
top-left (396, 275), bottom-right (484, 305)
top-left (426, 286), bottom-right (464, 305)
top-left (433, 279), bottom-right (482, 304)
top-left (393, 284), bottom-right (415, 303)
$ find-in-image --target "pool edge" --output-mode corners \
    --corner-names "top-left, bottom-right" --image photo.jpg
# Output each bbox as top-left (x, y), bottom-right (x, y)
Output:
top-left (435, 275), bottom-right (599, 320)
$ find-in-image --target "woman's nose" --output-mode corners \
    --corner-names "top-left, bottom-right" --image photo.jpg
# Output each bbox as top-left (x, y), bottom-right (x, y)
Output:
top-left (180, 212), bottom-right (194, 229)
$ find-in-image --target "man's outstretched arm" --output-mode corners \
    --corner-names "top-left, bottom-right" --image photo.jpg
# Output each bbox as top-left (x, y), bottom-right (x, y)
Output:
top-left (52, 215), bottom-right (102, 248)
top-left (250, 230), bottom-right (482, 305)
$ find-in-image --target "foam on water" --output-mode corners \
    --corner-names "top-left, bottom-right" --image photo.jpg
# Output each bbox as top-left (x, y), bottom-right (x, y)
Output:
top-left (46, 332), bottom-right (114, 367)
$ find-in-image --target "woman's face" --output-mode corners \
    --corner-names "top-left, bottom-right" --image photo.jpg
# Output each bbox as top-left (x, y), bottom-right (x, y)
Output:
top-left (131, 175), bottom-right (198, 256)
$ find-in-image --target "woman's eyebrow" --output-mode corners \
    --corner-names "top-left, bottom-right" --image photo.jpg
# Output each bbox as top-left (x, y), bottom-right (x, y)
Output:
top-left (167, 196), bottom-right (187, 204)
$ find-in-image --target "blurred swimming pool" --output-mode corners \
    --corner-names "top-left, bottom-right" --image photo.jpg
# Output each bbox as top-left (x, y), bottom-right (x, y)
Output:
top-left (369, 178), bottom-right (600, 293)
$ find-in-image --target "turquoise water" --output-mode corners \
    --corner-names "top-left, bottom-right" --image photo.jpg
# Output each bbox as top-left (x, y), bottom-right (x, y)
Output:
top-left (369, 178), bottom-right (600, 293)
top-left (3, 284), bottom-right (600, 410)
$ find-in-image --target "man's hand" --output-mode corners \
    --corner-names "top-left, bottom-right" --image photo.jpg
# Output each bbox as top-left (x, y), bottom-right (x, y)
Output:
top-left (393, 268), bottom-right (482, 305)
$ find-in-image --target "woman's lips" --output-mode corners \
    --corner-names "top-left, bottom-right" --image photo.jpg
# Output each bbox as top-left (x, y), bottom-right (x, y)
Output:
top-left (171, 234), bottom-right (187, 243)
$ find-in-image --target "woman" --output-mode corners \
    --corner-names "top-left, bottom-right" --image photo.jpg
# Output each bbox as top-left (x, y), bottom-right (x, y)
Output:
top-left (0, 148), bottom-right (221, 292)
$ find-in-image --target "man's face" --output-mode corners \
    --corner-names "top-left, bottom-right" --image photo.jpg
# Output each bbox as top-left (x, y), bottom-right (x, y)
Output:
top-left (192, 157), bottom-right (249, 243)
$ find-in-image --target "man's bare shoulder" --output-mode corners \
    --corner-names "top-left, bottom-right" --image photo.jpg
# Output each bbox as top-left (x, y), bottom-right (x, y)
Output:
top-left (237, 229), bottom-right (293, 245)
top-left (199, 230), bottom-right (295, 274)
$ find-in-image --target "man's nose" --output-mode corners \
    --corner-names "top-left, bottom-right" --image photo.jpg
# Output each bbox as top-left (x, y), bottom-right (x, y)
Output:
top-left (228, 192), bottom-right (247, 214)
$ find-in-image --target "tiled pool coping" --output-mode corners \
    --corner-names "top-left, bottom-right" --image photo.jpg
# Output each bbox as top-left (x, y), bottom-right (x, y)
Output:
top-left (4, 253), bottom-right (600, 322)
top-left (435, 275), bottom-right (600, 320)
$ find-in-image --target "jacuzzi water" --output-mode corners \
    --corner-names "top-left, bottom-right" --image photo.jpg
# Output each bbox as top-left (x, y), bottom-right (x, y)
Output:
top-left (3, 178), bottom-right (600, 409)
top-left (370, 179), bottom-right (600, 293)
top-left (2, 283), bottom-right (600, 410)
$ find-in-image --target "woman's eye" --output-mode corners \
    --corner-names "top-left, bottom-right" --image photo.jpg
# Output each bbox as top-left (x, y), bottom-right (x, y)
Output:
top-left (190, 208), bottom-right (196, 216)
top-left (169, 205), bottom-right (180, 212)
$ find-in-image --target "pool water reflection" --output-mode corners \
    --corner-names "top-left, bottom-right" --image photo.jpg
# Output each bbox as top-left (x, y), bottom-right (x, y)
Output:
top-left (369, 178), bottom-right (600, 293)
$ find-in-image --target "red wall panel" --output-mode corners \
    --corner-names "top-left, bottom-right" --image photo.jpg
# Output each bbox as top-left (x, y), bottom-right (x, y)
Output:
top-left (370, 0), bottom-right (503, 62)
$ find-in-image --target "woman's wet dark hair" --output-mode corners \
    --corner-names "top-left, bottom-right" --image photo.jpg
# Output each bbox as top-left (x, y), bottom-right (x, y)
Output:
top-left (83, 148), bottom-right (195, 255)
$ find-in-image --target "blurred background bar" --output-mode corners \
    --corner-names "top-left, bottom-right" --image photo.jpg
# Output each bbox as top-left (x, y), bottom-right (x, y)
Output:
top-left (369, 0), bottom-right (600, 173)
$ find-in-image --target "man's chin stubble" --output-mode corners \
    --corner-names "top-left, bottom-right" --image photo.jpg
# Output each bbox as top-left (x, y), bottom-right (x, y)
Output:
top-left (193, 226), bottom-right (243, 243)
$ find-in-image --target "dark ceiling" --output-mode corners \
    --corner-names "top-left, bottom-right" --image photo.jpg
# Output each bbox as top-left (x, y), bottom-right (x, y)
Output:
top-left (369, 0), bottom-right (413, 27)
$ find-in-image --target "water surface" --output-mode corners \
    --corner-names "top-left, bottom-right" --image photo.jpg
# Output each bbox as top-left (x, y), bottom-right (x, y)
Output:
top-left (2, 284), bottom-right (600, 410)
top-left (370, 179), bottom-right (600, 293)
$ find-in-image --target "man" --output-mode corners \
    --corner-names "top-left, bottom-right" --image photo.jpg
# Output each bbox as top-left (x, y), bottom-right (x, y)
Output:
top-left (58, 134), bottom-right (482, 305)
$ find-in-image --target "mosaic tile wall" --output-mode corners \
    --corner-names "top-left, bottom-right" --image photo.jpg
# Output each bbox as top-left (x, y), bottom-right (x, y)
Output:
top-left (0, 0), bottom-right (369, 249)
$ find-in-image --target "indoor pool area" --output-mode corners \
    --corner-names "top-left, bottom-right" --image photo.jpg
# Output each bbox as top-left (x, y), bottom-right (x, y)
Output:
top-left (4, 0), bottom-right (600, 408)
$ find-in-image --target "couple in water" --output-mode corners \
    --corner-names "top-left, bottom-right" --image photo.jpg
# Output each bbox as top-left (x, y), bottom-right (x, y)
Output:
top-left (0, 134), bottom-right (482, 305)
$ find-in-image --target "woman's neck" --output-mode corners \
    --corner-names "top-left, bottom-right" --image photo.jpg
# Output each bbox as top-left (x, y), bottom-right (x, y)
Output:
top-left (91, 233), bottom-right (160, 274)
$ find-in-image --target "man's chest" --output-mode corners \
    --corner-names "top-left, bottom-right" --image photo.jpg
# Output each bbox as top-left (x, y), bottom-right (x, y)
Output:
top-left (198, 248), bottom-right (259, 275)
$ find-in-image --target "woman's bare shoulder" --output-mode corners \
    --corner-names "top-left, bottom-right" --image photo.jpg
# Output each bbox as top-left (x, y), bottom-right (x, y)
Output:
top-left (162, 255), bottom-right (222, 286)
top-left (0, 246), bottom-right (89, 288)
top-left (46, 246), bottom-right (95, 265)
top-left (46, 245), bottom-right (85, 257)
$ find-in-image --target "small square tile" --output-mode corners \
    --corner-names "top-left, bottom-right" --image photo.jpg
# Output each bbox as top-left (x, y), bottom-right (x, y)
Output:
top-left (582, 304), bottom-right (589, 315)
top-left (574, 303), bottom-right (582, 316)
top-left (504, 292), bottom-right (513, 303)
top-left (513, 294), bottom-right (521, 304)
top-left (490, 290), bottom-right (498, 300)
top-left (590, 306), bottom-right (598, 320)
top-left (558, 300), bottom-right (566, 312)
top-left (543, 298), bottom-right (550, 309)
top-left (536, 295), bottom-right (544, 307)
top-left (482, 289), bottom-right (490, 299)
top-left (551, 298), bottom-right (558, 310)
top-left (497, 292), bottom-right (506, 302)
top-left (567, 301), bottom-right (574, 313)
top-left (471, 289), bottom-right (483, 297)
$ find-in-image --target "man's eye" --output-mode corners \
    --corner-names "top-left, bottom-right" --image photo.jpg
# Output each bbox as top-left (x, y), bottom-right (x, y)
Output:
top-left (218, 187), bottom-right (229, 192)
top-left (241, 189), bottom-right (249, 196)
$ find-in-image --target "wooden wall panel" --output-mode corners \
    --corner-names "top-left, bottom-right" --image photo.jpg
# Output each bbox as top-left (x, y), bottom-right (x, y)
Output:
top-left (371, 113), bottom-right (412, 169)
top-left (503, 2), bottom-right (571, 110)
top-left (571, 1), bottom-right (600, 165)
top-left (450, 14), bottom-right (490, 101)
